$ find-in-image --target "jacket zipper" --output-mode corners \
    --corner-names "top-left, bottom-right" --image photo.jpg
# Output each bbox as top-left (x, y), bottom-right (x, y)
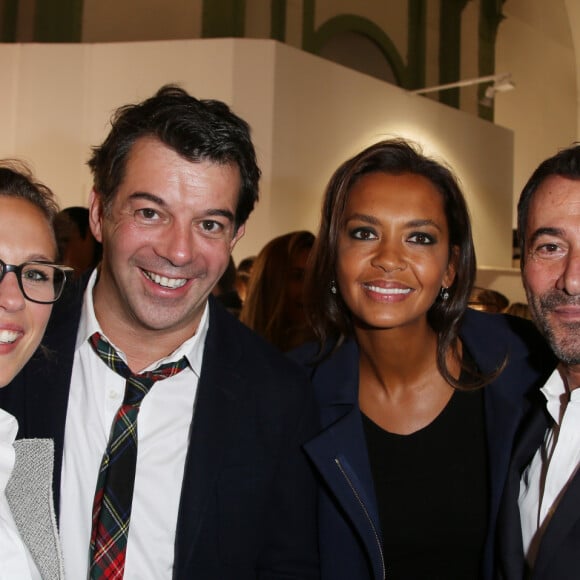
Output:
top-left (334, 457), bottom-right (386, 580)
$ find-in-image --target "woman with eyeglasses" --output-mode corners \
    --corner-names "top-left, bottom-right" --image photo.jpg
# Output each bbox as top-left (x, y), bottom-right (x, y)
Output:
top-left (0, 161), bottom-right (71, 579)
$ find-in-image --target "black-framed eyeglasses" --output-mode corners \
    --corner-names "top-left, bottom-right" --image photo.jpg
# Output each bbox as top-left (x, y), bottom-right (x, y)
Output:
top-left (0, 260), bottom-right (74, 304)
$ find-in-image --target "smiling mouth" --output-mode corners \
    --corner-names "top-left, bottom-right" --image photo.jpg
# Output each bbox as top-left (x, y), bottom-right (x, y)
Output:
top-left (0, 330), bottom-right (20, 344)
top-left (365, 284), bottom-right (412, 296)
top-left (144, 270), bottom-right (188, 289)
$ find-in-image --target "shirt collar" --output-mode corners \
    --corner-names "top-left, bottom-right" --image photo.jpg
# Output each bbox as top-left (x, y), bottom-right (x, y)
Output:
top-left (541, 366), bottom-right (580, 424)
top-left (76, 268), bottom-right (209, 377)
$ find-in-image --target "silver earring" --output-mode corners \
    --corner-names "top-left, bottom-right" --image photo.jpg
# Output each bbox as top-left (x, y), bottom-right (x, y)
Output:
top-left (330, 280), bottom-right (337, 295)
top-left (440, 286), bottom-right (450, 301)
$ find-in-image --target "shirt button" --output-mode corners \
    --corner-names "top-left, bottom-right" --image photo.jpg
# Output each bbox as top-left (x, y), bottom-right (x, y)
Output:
top-left (108, 390), bottom-right (119, 399)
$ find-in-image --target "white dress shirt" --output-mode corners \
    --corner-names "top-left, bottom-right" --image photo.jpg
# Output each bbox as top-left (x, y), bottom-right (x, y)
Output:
top-left (519, 367), bottom-right (580, 567)
top-left (59, 270), bottom-right (208, 579)
top-left (0, 408), bottom-right (41, 580)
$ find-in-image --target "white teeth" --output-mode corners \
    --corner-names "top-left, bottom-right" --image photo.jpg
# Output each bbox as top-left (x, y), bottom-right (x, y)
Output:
top-left (145, 271), bottom-right (187, 289)
top-left (0, 330), bottom-right (20, 344)
top-left (366, 285), bottom-right (411, 295)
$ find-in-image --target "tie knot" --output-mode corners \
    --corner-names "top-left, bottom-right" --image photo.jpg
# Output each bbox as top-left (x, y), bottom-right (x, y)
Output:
top-left (89, 332), bottom-right (189, 406)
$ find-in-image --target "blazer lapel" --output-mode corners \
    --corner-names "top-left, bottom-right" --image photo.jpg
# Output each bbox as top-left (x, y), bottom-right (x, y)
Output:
top-left (459, 309), bottom-right (556, 580)
top-left (7, 439), bottom-right (65, 579)
top-left (304, 339), bottom-right (384, 580)
top-left (173, 299), bottom-right (246, 577)
top-left (496, 399), bottom-right (551, 579)
top-left (532, 417), bottom-right (580, 577)
top-left (305, 412), bottom-right (384, 580)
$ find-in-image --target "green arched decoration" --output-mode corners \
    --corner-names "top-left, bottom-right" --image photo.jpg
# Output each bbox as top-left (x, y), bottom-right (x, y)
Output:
top-left (1, 0), bottom-right (17, 41)
top-left (35, 0), bottom-right (83, 42)
top-left (439, 0), bottom-right (469, 109)
top-left (478, 0), bottom-right (506, 120)
top-left (202, 0), bottom-right (246, 38)
top-left (271, 0), bottom-right (286, 41)
top-left (304, 14), bottom-right (408, 88)
top-left (407, 0), bottom-right (427, 91)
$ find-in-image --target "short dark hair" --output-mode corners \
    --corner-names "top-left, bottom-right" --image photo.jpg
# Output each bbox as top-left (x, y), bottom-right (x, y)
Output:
top-left (305, 138), bottom-right (476, 388)
top-left (88, 84), bottom-right (261, 228)
top-left (518, 143), bottom-right (580, 264)
top-left (0, 160), bottom-right (59, 222)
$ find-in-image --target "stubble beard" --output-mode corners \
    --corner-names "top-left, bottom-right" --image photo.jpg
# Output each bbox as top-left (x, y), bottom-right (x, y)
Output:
top-left (529, 290), bottom-right (580, 365)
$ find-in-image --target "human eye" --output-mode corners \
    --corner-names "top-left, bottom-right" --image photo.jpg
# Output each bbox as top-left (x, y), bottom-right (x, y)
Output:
top-left (135, 207), bottom-right (161, 222)
top-left (349, 227), bottom-right (377, 241)
top-left (201, 220), bottom-right (223, 233)
top-left (21, 263), bottom-right (52, 284)
top-left (531, 241), bottom-right (565, 259)
top-left (197, 218), bottom-right (232, 239)
top-left (408, 232), bottom-right (435, 245)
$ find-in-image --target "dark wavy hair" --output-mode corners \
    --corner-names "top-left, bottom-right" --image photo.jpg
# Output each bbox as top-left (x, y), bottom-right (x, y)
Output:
top-left (0, 160), bottom-right (59, 222)
top-left (88, 84), bottom-right (261, 229)
top-left (304, 138), bottom-right (478, 389)
top-left (518, 143), bottom-right (580, 266)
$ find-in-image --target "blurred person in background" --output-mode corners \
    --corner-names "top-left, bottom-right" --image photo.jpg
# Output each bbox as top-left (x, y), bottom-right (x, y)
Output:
top-left (234, 255), bottom-right (255, 304)
top-left (240, 230), bottom-right (315, 351)
top-left (53, 206), bottom-right (102, 279)
top-left (468, 286), bottom-right (509, 313)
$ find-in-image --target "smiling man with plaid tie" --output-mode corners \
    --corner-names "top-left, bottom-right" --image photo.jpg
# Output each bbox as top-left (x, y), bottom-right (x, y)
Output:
top-left (0, 85), bottom-right (319, 580)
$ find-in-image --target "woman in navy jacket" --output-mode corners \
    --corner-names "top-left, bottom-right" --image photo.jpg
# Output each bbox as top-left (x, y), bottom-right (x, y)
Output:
top-left (293, 140), bottom-right (554, 580)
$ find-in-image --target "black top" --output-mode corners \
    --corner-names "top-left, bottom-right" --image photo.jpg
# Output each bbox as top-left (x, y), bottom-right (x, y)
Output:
top-left (363, 378), bottom-right (488, 580)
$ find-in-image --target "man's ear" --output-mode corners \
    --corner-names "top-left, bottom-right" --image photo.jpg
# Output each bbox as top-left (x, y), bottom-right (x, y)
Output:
top-left (230, 223), bottom-right (245, 251)
top-left (89, 190), bottom-right (104, 243)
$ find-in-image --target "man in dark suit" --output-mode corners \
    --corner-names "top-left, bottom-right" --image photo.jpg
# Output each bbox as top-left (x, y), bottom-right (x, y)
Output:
top-left (0, 85), bottom-right (319, 579)
top-left (497, 144), bottom-right (580, 579)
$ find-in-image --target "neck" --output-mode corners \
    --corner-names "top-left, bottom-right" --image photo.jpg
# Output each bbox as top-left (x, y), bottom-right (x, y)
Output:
top-left (355, 323), bottom-right (441, 394)
top-left (356, 323), bottom-right (458, 435)
top-left (92, 282), bottom-right (200, 373)
top-left (561, 362), bottom-right (580, 391)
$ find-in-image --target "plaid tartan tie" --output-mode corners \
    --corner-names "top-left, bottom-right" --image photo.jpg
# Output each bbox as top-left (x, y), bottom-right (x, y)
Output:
top-left (88, 332), bottom-right (189, 580)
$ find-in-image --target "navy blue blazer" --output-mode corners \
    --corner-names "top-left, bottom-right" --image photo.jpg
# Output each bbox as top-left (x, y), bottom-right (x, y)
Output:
top-left (496, 387), bottom-right (580, 580)
top-left (0, 276), bottom-right (320, 579)
top-left (291, 309), bottom-right (554, 580)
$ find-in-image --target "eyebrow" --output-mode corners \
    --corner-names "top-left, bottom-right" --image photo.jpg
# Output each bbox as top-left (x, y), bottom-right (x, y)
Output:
top-left (129, 192), bottom-right (165, 205)
top-left (529, 227), bottom-right (564, 245)
top-left (22, 254), bottom-right (55, 263)
top-left (128, 192), bottom-right (235, 222)
top-left (345, 213), bottom-right (443, 231)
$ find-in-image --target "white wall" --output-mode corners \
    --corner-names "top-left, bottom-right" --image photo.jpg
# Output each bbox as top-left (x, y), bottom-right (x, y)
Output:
top-left (269, 42), bottom-right (514, 271)
top-left (0, 38), bottom-right (516, 292)
top-left (495, 0), bottom-right (577, 225)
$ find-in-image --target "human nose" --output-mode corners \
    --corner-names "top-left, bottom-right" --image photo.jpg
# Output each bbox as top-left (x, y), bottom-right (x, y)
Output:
top-left (158, 220), bottom-right (194, 266)
top-left (0, 271), bottom-right (26, 312)
top-left (371, 239), bottom-right (406, 273)
top-left (557, 248), bottom-right (580, 296)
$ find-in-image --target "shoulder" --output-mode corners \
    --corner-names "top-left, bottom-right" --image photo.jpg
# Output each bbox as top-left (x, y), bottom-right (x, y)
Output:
top-left (288, 338), bottom-right (360, 408)
top-left (460, 308), bottom-right (556, 377)
top-left (207, 297), bottom-right (313, 391)
top-left (461, 308), bottom-right (547, 352)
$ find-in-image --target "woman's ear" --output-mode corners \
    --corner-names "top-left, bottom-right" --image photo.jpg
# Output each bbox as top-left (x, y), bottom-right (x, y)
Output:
top-left (443, 245), bottom-right (460, 289)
